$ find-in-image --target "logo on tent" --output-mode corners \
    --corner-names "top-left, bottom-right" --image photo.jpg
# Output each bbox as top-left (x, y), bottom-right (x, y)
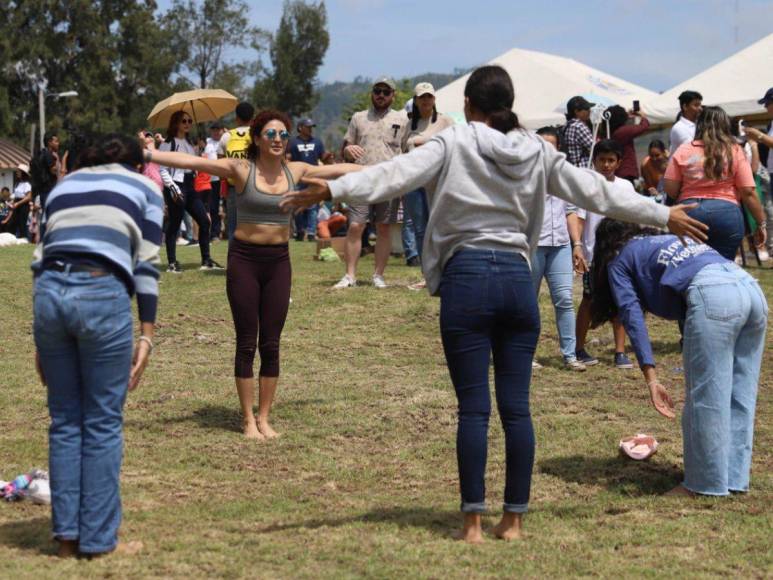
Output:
top-left (587, 75), bottom-right (631, 96)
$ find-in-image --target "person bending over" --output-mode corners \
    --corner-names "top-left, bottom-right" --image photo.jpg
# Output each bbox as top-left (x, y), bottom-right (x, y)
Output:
top-left (590, 218), bottom-right (767, 497)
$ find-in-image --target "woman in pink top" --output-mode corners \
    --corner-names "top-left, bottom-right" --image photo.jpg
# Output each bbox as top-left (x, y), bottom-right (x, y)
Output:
top-left (664, 107), bottom-right (766, 259)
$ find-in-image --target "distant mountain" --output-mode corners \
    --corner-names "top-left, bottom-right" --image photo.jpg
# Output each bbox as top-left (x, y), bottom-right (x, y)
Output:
top-left (310, 70), bottom-right (468, 154)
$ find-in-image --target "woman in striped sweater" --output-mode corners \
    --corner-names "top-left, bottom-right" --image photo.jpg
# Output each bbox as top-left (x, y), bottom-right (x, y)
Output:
top-left (32, 134), bottom-right (163, 558)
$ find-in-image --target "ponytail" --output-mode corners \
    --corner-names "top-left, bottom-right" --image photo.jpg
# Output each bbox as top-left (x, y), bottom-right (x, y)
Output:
top-left (487, 109), bottom-right (519, 134)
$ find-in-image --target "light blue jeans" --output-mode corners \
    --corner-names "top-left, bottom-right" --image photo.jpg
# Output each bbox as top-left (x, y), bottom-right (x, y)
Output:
top-left (530, 245), bottom-right (578, 362)
top-left (402, 189), bottom-right (429, 260)
top-left (682, 263), bottom-right (768, 495)
top-left (34, 269), bottom-right (133, 553)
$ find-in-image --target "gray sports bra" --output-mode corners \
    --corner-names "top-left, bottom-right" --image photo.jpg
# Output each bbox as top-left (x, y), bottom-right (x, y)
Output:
top-left (236, 162), bottom-right (295, 225)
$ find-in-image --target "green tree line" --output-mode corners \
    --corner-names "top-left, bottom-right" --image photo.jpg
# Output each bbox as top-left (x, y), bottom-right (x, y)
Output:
top-left (0, 0), bottom-right (328, 149)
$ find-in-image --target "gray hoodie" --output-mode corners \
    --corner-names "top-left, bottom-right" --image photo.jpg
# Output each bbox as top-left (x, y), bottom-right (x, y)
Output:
top-left (329, 121), bottom-right (670, 295)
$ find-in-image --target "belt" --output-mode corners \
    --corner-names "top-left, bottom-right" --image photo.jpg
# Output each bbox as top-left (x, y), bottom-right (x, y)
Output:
top-left (45, 262), bottom-right (111, 277)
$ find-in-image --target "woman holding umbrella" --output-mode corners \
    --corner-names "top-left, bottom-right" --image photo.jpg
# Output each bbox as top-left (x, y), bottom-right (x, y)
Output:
top-left (145, 110), bottom-right (360, 440)
top-left (158, 110), bottom-right (221, 272)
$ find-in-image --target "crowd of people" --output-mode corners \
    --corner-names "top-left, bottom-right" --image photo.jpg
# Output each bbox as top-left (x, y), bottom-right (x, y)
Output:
top-left (15, 68), bottom-right (771, 556)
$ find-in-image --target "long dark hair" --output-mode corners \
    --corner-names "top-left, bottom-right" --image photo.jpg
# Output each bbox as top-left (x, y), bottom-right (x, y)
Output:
top-left (246, 109), bottom-right (293, 161)
top-left (464, 65), bottom-right (519, 134)
top-left (694, 106), bottom-right (736, 181)
top-left (72, 134), bottom-right (144, 172)
top-left (589, 219), bottom-right (661, 328)
top-left (410, 96), bottom-right (438, 131)
top-left (606, 105), bottom-right (628, 137)
top-left (166, 110), bottom-right (191, 143)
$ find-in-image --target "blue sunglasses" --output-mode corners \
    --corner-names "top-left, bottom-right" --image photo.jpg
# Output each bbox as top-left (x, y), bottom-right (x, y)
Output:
top-left (263, 128), bottom-right (290, 141)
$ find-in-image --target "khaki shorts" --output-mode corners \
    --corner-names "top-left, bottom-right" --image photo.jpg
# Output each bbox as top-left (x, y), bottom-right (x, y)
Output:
top-left (348, 198), bottom-right (401, 225)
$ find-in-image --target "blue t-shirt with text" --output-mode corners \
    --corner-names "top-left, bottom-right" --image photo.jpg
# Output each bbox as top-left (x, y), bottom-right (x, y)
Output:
top-left (287, 136), bottom-right (325, 166)
top-left (608, 235), bottom-right (726, 368)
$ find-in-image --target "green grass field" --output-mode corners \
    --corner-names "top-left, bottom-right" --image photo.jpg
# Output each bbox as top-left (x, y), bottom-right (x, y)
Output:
top-left (0, 241), bottom-right (770, 578)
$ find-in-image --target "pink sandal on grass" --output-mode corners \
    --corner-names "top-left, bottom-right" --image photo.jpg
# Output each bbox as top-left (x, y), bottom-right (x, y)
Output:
top-left (619, 434), bottom-right (659, 461)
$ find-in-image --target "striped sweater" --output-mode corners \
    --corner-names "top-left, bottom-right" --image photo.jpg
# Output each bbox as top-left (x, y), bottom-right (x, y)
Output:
top-left (32, 163), bottom-right (164, 323)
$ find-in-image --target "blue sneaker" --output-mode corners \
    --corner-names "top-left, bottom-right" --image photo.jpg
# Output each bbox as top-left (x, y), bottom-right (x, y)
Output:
top-left (615, 352), bottom-right (634, 369)
top-left (575, 348), bottom-right (599, 366)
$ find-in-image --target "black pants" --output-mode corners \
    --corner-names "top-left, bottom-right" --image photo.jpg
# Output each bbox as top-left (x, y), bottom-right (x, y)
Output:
top-left (164, 173), bottom-right (211, 264)
top-left (12, 203), bottom-right (29, 239)
top-left (226, 239), bottom-right (291, 378)
top-left (208, 182), bottom-right (222, 240)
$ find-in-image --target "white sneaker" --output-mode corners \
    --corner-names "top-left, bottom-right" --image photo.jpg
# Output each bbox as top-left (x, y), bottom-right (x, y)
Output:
top-left (372, 274), bottom-right (387, 288)
top-left (758, 248), bottom-right (770, 262)
top-left (532, 360), bottom-right (543, 369)
top-left (333, 274), bottom-right (356, 289)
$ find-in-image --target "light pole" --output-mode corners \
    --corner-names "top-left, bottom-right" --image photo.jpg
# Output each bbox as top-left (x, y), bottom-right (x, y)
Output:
top-left (38, 88), bottom-right (78, 149)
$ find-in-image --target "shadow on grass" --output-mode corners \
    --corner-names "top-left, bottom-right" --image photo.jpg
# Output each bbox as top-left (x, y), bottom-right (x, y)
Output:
top-left (539, 454), bottom-right (682, 495)
top-left (650, 340), bottom-right (683, 356)
top-left (0, 517), bottom-right (53, 555)
top-left (256, 506), bottom-right (461, 537)
top-left (153, 400), bottom-right (333, 434)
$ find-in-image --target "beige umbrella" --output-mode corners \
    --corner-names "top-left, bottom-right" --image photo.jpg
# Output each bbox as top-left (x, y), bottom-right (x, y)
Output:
top-left (147, 88), bottom-right (238, 129)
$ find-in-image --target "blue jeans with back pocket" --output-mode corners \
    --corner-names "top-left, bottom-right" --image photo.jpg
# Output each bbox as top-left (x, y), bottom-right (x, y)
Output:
top-left (682, 263), bottom-right (768, 495)
top-left (33, 269), bottom-right (133, 553)
top-left (682, 198), bottom-right (744, 260)
top-left (439, 249), bottom-right (540, 513)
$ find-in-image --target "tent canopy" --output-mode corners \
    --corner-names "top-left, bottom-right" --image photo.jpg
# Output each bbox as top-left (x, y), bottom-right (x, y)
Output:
top-left (0, 139), bottom-right (30, 171)
top-left (646, 33), bottom-right (773, 125)
top-left (433, 47), bottom-right (660, 129)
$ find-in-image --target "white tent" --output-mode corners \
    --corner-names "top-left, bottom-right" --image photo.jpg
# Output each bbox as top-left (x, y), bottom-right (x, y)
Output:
top-left (644, 33), bottom-right (773, 125)
top-left (433, 47), bottom-right (660, 129)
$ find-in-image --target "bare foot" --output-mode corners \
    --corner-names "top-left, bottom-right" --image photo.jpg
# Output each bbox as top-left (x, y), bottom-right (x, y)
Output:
top-left (493, 513), bottom-right (523, 541)
top-left (57, 539), bottom-right (78, 558)
top-left (243, 418), bottom-right (264, 440)
top-left (455, 513), bottom-right (484, 544)
top-left (83, 540), bottom-right (144, 559)
top-left (664, 484), bottom-right (696, 497)
top-left (257, 418), bottom-right (280, 439)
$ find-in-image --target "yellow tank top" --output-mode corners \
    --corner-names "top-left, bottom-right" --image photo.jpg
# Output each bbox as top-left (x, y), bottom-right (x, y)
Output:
top-left (224, 127), bottom-right (252, 185)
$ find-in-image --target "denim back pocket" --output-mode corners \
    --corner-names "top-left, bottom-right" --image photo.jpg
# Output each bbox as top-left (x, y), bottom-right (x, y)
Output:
top-left (441, 272), bottom-right (488, 316)
top-left (74, 286), bottom-right (131, 337)
top-left (696, 282), bottom-right (742, 322)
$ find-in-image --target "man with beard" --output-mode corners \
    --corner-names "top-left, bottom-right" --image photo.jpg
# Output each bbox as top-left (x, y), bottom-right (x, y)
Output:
top-left (334, 77), bottom-right (407, 288)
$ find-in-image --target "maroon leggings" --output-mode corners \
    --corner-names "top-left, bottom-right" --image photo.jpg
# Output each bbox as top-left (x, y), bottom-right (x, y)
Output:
top-left (226, 239), bottom-right (291, 378)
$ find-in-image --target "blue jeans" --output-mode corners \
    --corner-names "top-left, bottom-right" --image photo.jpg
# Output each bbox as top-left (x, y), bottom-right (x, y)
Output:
top-left (401, 211), bottom-right (418, 261)
top-left (294, 204), bottom-right (319, 238)
top-left (682, 198), bottom-right (744, 260)
top-left (530, 245), bottom-right (577, 362)
top-left (682, 263), bottom-right (768, 495)
top-left (33, 270), bottom-right (133, 553)
top-left (403, 189), bottom-right (429, 259)
top-left (440, 249), bottom-right (540, 513)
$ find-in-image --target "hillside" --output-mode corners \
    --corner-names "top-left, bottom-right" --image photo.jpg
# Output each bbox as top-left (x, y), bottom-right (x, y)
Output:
top-left (310, 71), bottom-right (466, 153)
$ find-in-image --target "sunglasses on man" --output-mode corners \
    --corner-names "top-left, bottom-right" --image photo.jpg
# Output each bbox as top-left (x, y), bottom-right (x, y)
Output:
top-left (372, 88), bottom-right (393, 97)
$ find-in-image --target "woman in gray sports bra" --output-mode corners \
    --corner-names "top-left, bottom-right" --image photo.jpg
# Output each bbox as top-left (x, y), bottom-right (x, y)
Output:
top-left (146, 110), bottom-right (361, 440)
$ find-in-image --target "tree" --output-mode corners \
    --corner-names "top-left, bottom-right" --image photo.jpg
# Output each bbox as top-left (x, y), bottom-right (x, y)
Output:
top-left (254, 1), bottom-right (329, 117)
top-left (163, 0), bottom-right (268, 91)
top-left (0, 0), bottom-right (183, 144)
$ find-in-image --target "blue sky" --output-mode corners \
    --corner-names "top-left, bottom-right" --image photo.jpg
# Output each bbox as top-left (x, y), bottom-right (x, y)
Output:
top-left (159, 0), bottom-right (773, 92)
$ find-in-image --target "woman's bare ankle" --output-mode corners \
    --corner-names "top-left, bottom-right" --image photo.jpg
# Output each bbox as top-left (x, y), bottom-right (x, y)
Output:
top-left (493, 512), bottom-right (523, 541)
top-left (257, 417), bottom-right (279, 439)
top-left (242, 415), bottom-right (263, 439)
top-left (456, 513), bottom-right (484, 544)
